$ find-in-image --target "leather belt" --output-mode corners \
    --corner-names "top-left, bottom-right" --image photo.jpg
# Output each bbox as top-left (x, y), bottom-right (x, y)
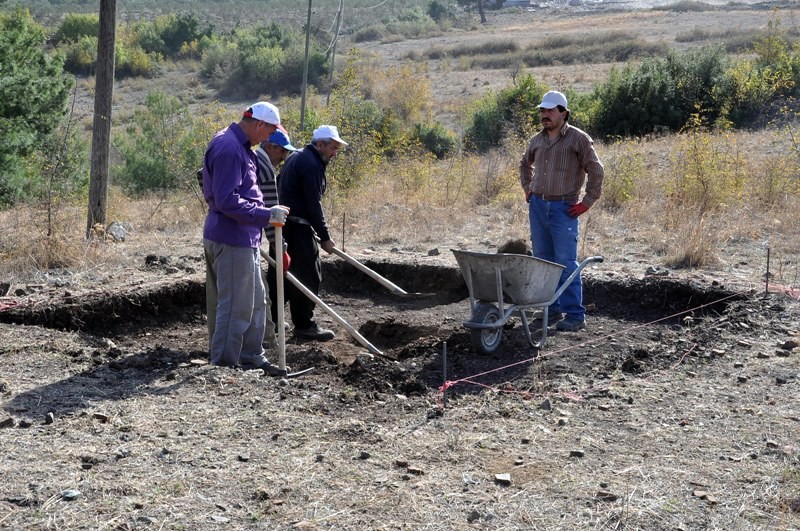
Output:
top-left (532, 193), bottom-right (578, 201)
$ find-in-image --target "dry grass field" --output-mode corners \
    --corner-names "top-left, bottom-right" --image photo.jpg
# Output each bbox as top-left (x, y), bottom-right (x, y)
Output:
top-left (1, 2), bottom-right (800, 530)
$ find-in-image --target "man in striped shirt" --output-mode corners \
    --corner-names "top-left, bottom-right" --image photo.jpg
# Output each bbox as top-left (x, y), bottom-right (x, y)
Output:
top-left (255, 130), bottom-right (297, 350)
top-left (519, 90), bottom-right (604, 332)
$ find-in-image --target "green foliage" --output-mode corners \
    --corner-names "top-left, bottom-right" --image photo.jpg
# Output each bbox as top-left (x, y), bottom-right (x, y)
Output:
top-left (59, 26), bottom-right (160, 78)
top-left (600, 140), bottom-right (643, 211)
top-left (133, 13), bottom-right (209, 58)
top-left (322, 56), bottom-right (385, 195)
top-left (352, 6), bottom-right (440, 43)
top-left (589, 46), bottom-right (729, 138)
top-left (665, 117), bottom-right (747, 215)
top-left (427, 1), bottom-right (455, 23)
top-left (0, 8), bottom-right (74, 206)
top-left (200, 23), bottom-right (328, 97)
top-left (114, 91), bottom-right (216, 196)
top-left (51, 12), bottom-right (98, 44)
top-left (413, 122), bottom-right (458, 159)
top-left (464, 73), bottom-right (548, 152)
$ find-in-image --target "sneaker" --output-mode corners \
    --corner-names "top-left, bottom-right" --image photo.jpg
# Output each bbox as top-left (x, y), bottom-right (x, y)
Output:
top-left (531, 309), bottom-right (564, 326)
top-left (556, 318), bottom-right (586, 332)
top-left (294, 323), bottom-right (335, 341)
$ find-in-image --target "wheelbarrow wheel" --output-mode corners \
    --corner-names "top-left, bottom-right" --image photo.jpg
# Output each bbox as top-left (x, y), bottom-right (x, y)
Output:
top-left (469, 303), bottom-right (503, 355)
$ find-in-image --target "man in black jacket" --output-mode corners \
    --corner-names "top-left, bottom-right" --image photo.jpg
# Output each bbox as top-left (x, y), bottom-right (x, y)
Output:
top-left (277, 125), bottom-right (347, 341)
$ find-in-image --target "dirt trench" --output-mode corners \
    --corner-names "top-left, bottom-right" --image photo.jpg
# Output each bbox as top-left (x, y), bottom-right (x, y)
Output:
top-left (2, 256), bottom-right (780, 403)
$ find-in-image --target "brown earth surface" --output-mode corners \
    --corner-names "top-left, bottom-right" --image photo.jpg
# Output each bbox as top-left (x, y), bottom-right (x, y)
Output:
top-left (2, 2), bottom-right (800, 529)
top-left (1, 223), bottom-right (798, 529)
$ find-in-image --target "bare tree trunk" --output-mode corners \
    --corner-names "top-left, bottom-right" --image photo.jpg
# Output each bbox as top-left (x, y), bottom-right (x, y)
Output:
top-left (478, 0), bottom-right (487, 24)
top-left (86, 0), bottom-right (116, 238)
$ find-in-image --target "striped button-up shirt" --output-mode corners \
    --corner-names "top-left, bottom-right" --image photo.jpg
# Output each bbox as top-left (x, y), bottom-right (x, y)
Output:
top-left (519, 122), bottom-right (604, 207)
top-left (255, 146), bottom-right (280, 246)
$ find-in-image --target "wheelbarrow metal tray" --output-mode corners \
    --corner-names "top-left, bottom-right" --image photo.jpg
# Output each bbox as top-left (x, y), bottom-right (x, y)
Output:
top-left (452, 250), bottom-right (565, 306)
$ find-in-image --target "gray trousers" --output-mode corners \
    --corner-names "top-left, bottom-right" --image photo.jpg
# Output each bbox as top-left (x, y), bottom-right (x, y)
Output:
top-left (203, 239), bottom-right (269, 369)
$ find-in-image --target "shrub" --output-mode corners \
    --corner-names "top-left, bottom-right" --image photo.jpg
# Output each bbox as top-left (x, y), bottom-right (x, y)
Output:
top-left (200, 23), bottom-right (329, 97)
top-left (464, 73), bottom-right (548, 152)
top-left (599, 140), bottom-right (643, 211)
top-left (413, 122), bottom-right (458, 159)
top-left (0, 8), bottom-right (73, 206)
top-left (114, 91), bottom-right (217, 196)
top-left (589, 46), bottom-right (729, 138)
top-left (52, 12), bottom-right (98, 44)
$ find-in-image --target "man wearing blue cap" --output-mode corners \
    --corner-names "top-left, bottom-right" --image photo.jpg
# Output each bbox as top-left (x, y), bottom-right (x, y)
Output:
top-left (255, 130), bottom-right (297, 349)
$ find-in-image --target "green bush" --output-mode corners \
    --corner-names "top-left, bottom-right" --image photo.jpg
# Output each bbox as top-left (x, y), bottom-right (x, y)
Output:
top-left (200, 23), bottom-right (329, 97)
top-left (464, 73), bottom-right (548, 152)
top-left (0, 8), bottom-right (73, 206)
top-left (52, 12), bottom-right (98, 44)
top-left (413, 122), bottom-right (458, 159)
top-left (114, 91), bottom-right (202, 195)
top-left (589, 46), bottom-right (729, 138)
top-left (62, 35), bottom-right (97, 74)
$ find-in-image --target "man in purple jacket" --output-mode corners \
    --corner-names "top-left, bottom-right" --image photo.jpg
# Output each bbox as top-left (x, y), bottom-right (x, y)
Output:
top-left (201, 102), bottom-right (290, 374)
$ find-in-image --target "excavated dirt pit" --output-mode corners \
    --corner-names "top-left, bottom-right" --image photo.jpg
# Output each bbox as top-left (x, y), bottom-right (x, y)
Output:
top-left (2, 257), bottom-right (792, 405)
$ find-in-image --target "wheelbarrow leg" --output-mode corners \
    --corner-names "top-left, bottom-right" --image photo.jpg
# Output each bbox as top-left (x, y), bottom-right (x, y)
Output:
top-left (519, 307), bottom-right (548, 350)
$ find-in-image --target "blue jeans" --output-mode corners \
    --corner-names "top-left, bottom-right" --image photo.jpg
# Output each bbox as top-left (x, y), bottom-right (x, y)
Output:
top-left (203, 239), bottom-right (269, 369)
top-left (528, 196), bottom-right (584, 321)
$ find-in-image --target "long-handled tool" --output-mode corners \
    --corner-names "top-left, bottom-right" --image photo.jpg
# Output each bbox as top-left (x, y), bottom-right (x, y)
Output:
top-left (328, 246), bottom-right (435, 298)
top-left (260, 248), bottom-right (384, 357)
top-left (269, 221), bottom-right (314, 378)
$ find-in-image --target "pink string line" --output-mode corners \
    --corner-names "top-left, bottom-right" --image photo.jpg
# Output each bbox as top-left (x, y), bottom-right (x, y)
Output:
top-left (436, 290), bottom-right (745, 405)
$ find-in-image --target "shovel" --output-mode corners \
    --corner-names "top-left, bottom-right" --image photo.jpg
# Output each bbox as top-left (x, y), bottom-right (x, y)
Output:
top-left (268, 221), bottom-right (314, 378)
top-left (260, 248), bottom-right (384, 358)
top-left (328, 246), bottom-right (435, 298)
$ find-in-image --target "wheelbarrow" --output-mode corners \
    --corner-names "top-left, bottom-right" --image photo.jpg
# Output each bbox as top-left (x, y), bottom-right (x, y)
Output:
top-left (452, 250), bottom-right (604, 354)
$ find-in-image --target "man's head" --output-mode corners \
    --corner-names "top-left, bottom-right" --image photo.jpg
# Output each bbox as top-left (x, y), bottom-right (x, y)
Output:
top-left (538, 91), bottom-right (570, 132)
top-left (311, 125), bottom-right (348, 163)
top-left (240, 102), bottom-right (284, 145)
top-left (261, 130), bottom-right (297, 166)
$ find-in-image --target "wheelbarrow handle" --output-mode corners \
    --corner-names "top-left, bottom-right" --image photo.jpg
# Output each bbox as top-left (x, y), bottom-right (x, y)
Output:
top-left (548, 255), bottom-right (604, 304)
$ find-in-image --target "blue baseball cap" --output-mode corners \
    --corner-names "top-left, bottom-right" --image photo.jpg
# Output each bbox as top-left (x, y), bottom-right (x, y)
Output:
top-left (267, 130), bottom-right (297, 151)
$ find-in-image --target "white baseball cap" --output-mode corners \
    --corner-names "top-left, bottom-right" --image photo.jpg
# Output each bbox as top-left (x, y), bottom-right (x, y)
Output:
top-left (244, 102), bottom-right (286, 132)
top-left (538, 91), bottom-right (568, 110)
top-left (311, 125), bottom-right (348, 146)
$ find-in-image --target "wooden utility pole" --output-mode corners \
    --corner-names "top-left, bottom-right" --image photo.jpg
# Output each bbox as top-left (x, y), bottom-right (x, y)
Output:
top-left (299, 0), bottom-right (313, 131)
top-left (326, 0), bottom-right (343, 106)
top-left (86, 0), bottom-right (116, 238)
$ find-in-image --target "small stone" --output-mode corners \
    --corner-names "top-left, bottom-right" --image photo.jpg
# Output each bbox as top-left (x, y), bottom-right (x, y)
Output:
top-left (359, 451), bottom-right (370, 460)
top-left (427, 248), bottom-right (440, 256)
top-left (395, 459), bottom-right (409, 468)
top-left (0, 417), bottom-right (14, 428)
top-left (540, 398), bottom-right (552, 411)
top-left (737, 376), bottom-right (749, 383)
top-left (756, 352), bottom-right (770, 359)
top-left (44, 412), bottom-right (55, 425)
top-left (776, 377), bottom-right (788, 385)
top-left (494, 473), bottom-right (511, 486)
top-left (766, 440), bottom-right (779, 449)
top-left (781, 339), bottom-right (799, 350)
top-left (514, 458), bottom-right (524, 466)
top-left (190, 359), bottom-right (208, 365)
top-left (598, 404), bottom-right (611, 411)
top-left (92, 413), bottom-right (109, 423)
top-left (61, 489), bottom-right (81, 501)
top-left (467, 509), bottom-right (481, 523)
top-left (775, 349), bottom-right (790, 358)
top-left (238, 454), bottom-right (250, 462)
top-left (596, 490), bottom-right (618, 502)
top-left (557, 417), bottom-right (568, 426)
top-left (210, 515), bottom-right (229, 523)
top-left (407, 466), bottom-right (424, 476)
top-left (570, 449), bottom-right (585, 458)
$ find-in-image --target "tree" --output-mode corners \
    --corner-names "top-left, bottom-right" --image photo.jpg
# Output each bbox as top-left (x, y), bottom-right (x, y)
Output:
top-left (0, 8), bottom-right (74, 205)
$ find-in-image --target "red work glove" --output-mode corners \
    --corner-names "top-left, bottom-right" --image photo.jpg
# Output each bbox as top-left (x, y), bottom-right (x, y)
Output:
top-left (525, 189), bottom-right (533, 203)
top-left (567, 202), bottom-right (589, 218)
top-left (282, 251), bottom-right (291, 274)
